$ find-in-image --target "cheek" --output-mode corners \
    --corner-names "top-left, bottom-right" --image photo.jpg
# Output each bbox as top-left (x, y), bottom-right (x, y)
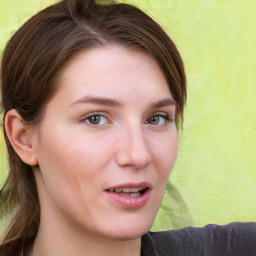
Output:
top-left (145, 130), bottom-right (178, 216)
top-left (36, 130), bottom-right (115, 190)
top-left (150, 129), bottom-right (178, 196)
top-left (151, 129), bottom-right (178, 172)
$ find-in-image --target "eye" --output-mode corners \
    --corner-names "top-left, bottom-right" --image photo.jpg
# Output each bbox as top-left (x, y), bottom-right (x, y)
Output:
top-left (146, 114), bottom-right (170, 125)
top-left (84, 114), bottom-right (108, 125)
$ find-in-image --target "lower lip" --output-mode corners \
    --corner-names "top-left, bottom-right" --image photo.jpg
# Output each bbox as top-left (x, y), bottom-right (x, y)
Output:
top-left (105, 189), bottom-right (151, 208)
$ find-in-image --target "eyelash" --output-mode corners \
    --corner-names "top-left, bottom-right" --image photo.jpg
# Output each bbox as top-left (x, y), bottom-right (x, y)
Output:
top-left (82, 113), bottom-right (109, 125)
top-left (81, 113), bottom-right (174, 126)
top-left (145, 114), bottom-right (173, 125)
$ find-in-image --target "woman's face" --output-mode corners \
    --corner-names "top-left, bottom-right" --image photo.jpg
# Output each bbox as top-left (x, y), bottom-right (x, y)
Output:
top-left (32, 45), bottom-right (178, 240)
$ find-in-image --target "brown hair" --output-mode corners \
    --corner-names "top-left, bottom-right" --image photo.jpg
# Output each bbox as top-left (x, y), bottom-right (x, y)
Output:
top-left (0, 0), bottom-right (186, 254)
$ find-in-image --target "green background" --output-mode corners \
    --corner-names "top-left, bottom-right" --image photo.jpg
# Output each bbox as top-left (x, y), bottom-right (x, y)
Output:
top-left (0, 0), bottom-right (256, 234)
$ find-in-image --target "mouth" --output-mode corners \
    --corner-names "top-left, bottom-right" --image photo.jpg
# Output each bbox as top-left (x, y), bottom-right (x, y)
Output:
top-left (106, 187), bottom-right (149, 197)
top-left (104, 183), bottom-right (152, 208)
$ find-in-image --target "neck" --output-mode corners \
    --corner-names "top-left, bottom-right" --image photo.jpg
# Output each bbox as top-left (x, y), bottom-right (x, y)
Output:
top-left (32, 234), bottom-right (141, 256)
top-left (31, 211), bottom-right (141, 256)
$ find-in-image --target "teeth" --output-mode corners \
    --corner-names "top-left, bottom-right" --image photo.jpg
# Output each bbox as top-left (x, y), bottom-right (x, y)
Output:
top-left (122, 188), bottom-right (131, 193)
top-left (130, 187), bottom-right (145, 192)
top-left (119, 192), bottom-right (141, 197)
top-left (108, 187), bottom-right (146, 193)
top-left (130, 193), bottom-right (140, 197)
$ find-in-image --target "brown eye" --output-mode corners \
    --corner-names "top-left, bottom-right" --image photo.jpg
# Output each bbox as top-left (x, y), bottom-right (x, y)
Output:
top-left (146, 115), bottom-right (169, 125)
top-left (85, 115), bottom-right (108, 125)
top-left (147, 116), bottom-right (160, 124)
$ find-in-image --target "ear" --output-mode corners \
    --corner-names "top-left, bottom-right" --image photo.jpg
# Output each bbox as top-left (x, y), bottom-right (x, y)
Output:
top-left (4, 109), bottom-right (38, 166)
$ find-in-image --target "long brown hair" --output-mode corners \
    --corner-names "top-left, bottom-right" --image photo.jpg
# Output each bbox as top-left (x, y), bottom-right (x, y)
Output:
top-left (0, 0), bottom-right (186, 254)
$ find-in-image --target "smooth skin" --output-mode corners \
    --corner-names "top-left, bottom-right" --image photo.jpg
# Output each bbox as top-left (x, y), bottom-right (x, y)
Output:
top-left (5, 45), bottom-right (178, 256)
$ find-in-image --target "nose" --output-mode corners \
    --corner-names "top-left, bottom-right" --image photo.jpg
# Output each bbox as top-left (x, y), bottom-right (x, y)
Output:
top-left (115, 125), bottom-right (152, 169)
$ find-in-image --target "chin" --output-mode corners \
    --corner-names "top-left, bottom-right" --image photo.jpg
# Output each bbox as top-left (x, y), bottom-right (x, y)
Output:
top-left (101, 219), bottom-right (153, 241)
top-left (106, 206), bottom-right (160, 241)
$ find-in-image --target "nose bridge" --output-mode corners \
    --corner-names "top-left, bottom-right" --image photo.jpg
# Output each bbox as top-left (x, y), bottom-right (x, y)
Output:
top-left (115, 121), bottom-right (152, 168)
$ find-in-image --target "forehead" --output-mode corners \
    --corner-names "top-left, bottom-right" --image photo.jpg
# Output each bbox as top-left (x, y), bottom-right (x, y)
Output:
top-left (49, 45), bottom-right (173, 110)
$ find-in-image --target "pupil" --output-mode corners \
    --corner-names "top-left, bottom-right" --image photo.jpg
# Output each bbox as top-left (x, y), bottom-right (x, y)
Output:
top-left (90, 115), bottom-right (100, 124)
top-left (151, 116), bottom-right (159, 123)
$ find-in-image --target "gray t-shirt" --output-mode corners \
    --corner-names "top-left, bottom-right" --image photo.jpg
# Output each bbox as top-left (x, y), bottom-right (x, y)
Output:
top-left (141, 222), bottom-right (256, 256)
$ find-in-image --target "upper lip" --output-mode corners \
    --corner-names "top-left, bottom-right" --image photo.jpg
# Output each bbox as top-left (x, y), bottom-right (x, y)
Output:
top-left (105, 182), bottom-right (153, 191)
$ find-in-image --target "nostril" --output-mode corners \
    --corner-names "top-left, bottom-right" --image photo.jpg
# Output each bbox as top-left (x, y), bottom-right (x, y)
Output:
top-left (115, 149), bottom-right (152, 169)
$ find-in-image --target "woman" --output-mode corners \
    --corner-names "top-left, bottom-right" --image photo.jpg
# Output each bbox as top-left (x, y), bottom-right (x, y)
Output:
top-left (0, 0), bottom-right (255, 255)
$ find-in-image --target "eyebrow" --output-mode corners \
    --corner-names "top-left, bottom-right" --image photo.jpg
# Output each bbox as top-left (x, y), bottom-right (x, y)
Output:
top-left (70, 96), bottom-right (176, 108)
top-left (151, 98), bottom-right (176, 108)
top-left (70, 96), bottom-right (122, 107)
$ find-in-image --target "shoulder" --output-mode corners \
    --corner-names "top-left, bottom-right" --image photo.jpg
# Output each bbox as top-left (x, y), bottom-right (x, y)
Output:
top-left (143, 222), bottom-right (256, 256)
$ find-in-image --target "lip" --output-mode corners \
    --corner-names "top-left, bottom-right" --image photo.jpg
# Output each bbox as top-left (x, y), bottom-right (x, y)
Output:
top-left (104, 182), bottom-right (152, 208)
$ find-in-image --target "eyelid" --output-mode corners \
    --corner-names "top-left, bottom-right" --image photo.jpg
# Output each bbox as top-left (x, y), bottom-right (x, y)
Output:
top-left (148, 111), bottom-right (174, 121)
top-left (144, 111), bottom-right (176, 128)
top-left (80, 112), bottom-right (111, 125)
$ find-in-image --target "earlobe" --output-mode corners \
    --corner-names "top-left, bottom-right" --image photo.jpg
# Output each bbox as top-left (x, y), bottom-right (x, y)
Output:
top-left (4, 109), bottom-right (38, 166)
